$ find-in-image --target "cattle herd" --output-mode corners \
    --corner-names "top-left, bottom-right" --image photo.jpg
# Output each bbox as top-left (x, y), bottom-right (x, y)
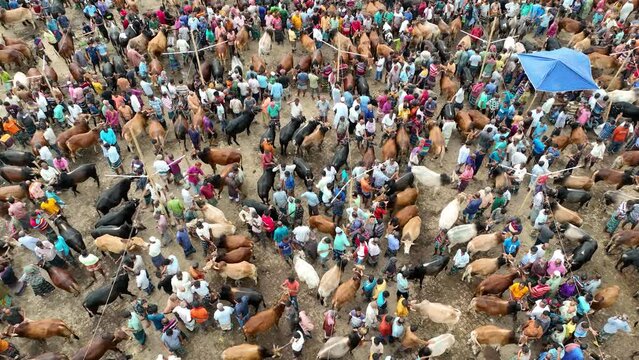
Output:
top-left (3, 0), bottom-right (639, 359)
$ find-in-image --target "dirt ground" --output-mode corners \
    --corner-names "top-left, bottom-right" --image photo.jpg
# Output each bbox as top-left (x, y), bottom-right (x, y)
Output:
top-left (2, 4), bottom-right (639, 360)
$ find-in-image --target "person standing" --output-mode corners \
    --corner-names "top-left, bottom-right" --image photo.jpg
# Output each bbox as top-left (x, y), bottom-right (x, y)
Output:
top-left (597, 314), bottom-right (634, 343)
top-left (213, 303), bottom-right (235, 331)
top-left (78, 250), bottom-right (107, 285)
top-left (122, 310), bottom-right (146, 348)
top-left (176, 226), bottom-right (196, 258)
top-left (160, 328), bottom-right (187, 357)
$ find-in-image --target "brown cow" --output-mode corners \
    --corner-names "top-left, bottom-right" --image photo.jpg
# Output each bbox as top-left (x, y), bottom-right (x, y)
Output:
top-left (592, 168), bottom-right (639, 190)
top-left (251, 54), bottom-right (266, 74)
top-left (0, 183), bottom-right (29, 201)
top-left (242, 293), bottom-right (288, 340)
top-left (211, 247), bottom-right (253, 264)
top-left (222, 344), bottom-right (282, 360)
top-left (0, 48), bottom-right (24, 69)
top-left (553, 174), bottom-right (594, 190)
top-left (236, 25), bottom-right (249, 53)
top-left (147, 119), bottom-right (166, 154)
top-left (591, 285), bottom-right (620, 312)
top-left (396, 123), bottom-right (410, 160)
top-left (332, 268), bottom-right (363, 310)
top-left (468, 110), bottom-right (490, 130)
top-left (588, 53), bottom-right (619, 75)
top-left (66, 128), bottom-right (100, 162)
top-left (217, 36), bottom-right (229, 65)
top-left (382, 137), bottom-right (397, 161)
top-left (71, 330), bottom-right (129, 360)
top-left (5, 319), bottom-right (79, 341)
top-left (300, 33), bottom-right (316, 53)
top-left (606, 230), bottom-right (639, 253)
top-left (0, 7), bottom-right (35, 29)
top-left (309, 215), bottom-right (336, 236)
top-left (41, 263), bottom-right (80, 296)
top-left (196, 147), bottom-right (242, 172)
top-left (376, 44), bottom-right (394, 58)
top-left (127, 32), bottom-right (150, 54)
top-left (427, 121), bottom-right (446, 166)
top-left (469, 325), bottom-right (517, 355)
top-left (2, 34), bottom-right (26, 47)
top-left (475, 268), bottom-right (521, 296)
top-left (549, 201), bottom-right (583, 227)
top-left (558, 17), bottom-right (585, 34)
top-left (299, 124), bottom-right (329, 156)
top-left (0, 43), bottom-right (32, 62)
top-left (279, 53), bottom-right (293, 72)
top-left (521, 318), bottom-right (544, 341)
top-left (215, 235), bottom-right (254, 251)
top-left (122, 111), bottom-right (149, 152)
top-left (57, 31), bottom-right (74, 64)
top-left (57, 117), bottom-right (90, 154)
top-left (393, 205), bottom-right (418, 228)
top-left (375, 187), bottom-right (419, 212)
top-left (613, 151), bottom-right (639, 168)
top-left (147, 28), bottom-right (167, 58)
top-left (468, 295), bottom-right (521, 320)
top-left (462, 254), bottom-right (513, 282)
top-left (455, 110), bottom-right (473, 140)
top-left (440, 70), bottom-right (459, 103)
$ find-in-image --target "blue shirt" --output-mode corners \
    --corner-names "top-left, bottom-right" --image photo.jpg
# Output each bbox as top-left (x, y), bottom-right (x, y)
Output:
top-left (54, 236), bottom-right (70, 256)
top-left (387, 234), bottom-right (399, 251)
top-left (147, 313), bottom-right (165, 330)
top-left (562, 347), bottom-right (584, 360)
top-left (176, 230), bottom-right (192, 249)
top-left (270, 83), bottom-right (283, 99)
top-left (257, 75), bottom-right (268, 88)
top-left (278, 241), bottom-right (292, 256)
top-left (83, 4), bottom-right (97, 16)
top-left (503, 237), bottom-right (520, 255)
top-left (300, 191), bottom-right (319, 207)
top-left (532, 138), bottom-right (546, 155)
top-left (100, 128), bottom-right (117, 145)
top-left (465, 198), bottom-right (482, 215)
top-left (343, 91), bottom-right (354, 108)
top-left (533, 124), bottom-right (548, 139)
top-left (576, 296), bottom-right (590, 315)
top-left (273, 226), bottom-right (289, 244)
top-left (396, 273), bottom-right (408, 293)
top-left (360, 95), bottom-right (370, 109)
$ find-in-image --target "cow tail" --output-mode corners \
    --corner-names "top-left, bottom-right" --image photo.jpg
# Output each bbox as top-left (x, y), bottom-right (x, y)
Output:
top-left (238, 150), bottom-right (244, 170)
top-left (469, 330), bottom-right (480, 346)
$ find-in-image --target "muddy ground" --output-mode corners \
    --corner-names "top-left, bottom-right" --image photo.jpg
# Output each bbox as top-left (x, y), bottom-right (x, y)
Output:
top-left (1, 5), bottom-right (639, 360)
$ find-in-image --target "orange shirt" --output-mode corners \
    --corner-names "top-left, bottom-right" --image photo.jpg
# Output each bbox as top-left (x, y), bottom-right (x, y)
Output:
top-left (360, 178), bottom-right (373, 194)
top-left (612, 126), bottom-right (630, 142)
top-left (190, 307), bottom-right (209, 324)
top-left (2, 119), bottom-right (21, 135)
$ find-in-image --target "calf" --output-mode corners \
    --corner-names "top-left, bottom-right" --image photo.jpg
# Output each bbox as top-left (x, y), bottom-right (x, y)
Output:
top-left (331, 269), bottom-right (363, 310)
top-left (592, 168), bottom-right (638, 190)
top-left (553, 174), bottom-right (594, 190)
top-left (317, 260), bottom-right (348, 306)
top-left (94, 235), bottom-right (148, 257)
top-left (551, 187), bottom-right (592, 209)
top-left (309, 215), bottom-right (336, 236)
top-left (468, 295), bottom-right (521, 320)
top-left (211, 247), bottom-right (253, 264)
top-left (475, 268), bottom-right (521, 296)
top-left (613, 150), bottom-right (639, 168)
top-left (222, 344), bottom-right (281, 360)
top-left (206, 261), bottom-right (257, 284)
top-left (83, 273), bottom-right (134, 317)
top-left (71, 330), bottom-right (129, 360)
top-left (401, 216), bottom-right (422, 254)
top-left (242, 294), bottom-right (287, 340)
top-left (215, 235), bottom-right (254, 251)
top-left (549, 201), bottom-right (583, 227)
top-left (467, 232), bottom-right (507, 257)
top-left (409, 299), bottom-right (461, 330)
top-left (462, 254), bottom-right (513, 282)
top-left (404, 255), bottom-right (450, 288)
top-left (298, 124), bottom-right (329, 156)
top-left (7, 319), bottom-right (79, 341)
top-left (469, 325), bottom-right (517, 355)
top-left (393, 205), bottom-right (418, 228)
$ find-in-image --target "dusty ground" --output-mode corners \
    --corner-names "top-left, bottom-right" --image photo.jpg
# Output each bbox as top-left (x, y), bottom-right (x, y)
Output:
top-left (1, 5), bottom-right (639, 360)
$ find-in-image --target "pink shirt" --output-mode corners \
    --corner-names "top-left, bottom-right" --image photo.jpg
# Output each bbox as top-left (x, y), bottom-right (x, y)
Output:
top-left (53, 157), bottom-right (69, 171)
top-left (577, 108), bottom-right (591, 125)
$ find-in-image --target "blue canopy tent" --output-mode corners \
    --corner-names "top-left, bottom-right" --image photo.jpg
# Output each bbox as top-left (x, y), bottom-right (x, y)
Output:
top-left (518, 48), bottom-right (599, 92)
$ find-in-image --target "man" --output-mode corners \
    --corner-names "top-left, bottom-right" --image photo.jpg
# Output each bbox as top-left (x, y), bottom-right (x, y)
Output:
top-left (609, 123), bottom-right (630, 154)
top-left (450, 247), bottom-right (470, 273)
top-left (213, 303), bottom-right (235, 331)
top-left (166, 195), bottom-right (185, 225)
top-left (161, 328), bottom-right (186, 357)
top-left (35, 240), bottom-right (66, 268)
top-left (39, 163), bottom-right (59, 185)
top-left (597, 314), bottom-right (634, 343)
top-left (194, 221), bottom-right (214, 255)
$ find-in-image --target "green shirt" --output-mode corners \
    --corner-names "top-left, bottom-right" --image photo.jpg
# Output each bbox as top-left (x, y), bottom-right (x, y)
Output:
top-left (128, 312), bottom-right (143, 331)
top-left (148, 19), bottom-right (159, 30)
top-left (53, 104), bottom-right (65, 121)
top-left (0, 71), bottom-right (10, 84)
top-left (308, 73), bottom-right (319, 88)
top-left (374, 11), bottom-right (383, 25)
top-left (491, 196), bottom-right (506, 212)
top-left (166, 199), bottom-right (184, 215)
top-left (267, 103), bottom-right (280, 117)
top-left (317, 241), bottom-right (330, 259)
top-left (520, 3), bottom-right (532, 16)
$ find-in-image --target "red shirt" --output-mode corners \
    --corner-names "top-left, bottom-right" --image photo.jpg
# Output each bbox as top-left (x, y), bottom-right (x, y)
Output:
top-left (379, 315), bottom-right (392, 336)
top-left (282, 280), bottom-right (300, 296)
top-left (262, 215), bottom-right (275, 232)
top-left (612, 126), bottom-right (630, 142)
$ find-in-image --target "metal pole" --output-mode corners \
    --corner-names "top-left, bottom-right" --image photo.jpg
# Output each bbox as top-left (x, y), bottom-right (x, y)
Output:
top-left (190, 30), bottom-right (205, 85)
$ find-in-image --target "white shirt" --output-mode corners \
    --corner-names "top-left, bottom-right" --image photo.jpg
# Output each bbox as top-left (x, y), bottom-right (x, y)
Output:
top-left (40, 166), bottom-right (58, 183)
top-left (173, 305), bottom-right (193, 323)
top-left (43, 127), bottom-right (57, 145)
top-left (149, 238), bottom-right (162, 257)
top-left (176, 38), bottom-right (190, 53)
top-left (292, 226), bottom-right (311, 244)
top-left (291, 102), bottom-right (303, 118)
top-left (130, 95), bottom-right (141, 113)
top-left (376, 57), bottom-right (385, 71)
top-left (136, 269), bottom-right (150, 289)
top-left (531, 110), bottom-right (544, 127)
top-left (442, 120), bottom-right (456, 138)
top-left (349, 106), bottom-right (360, 124)
top-left (181, 188), bottom-right (193, 208)
top-left (590, 142), bottom-right (606, 159)
top-left (153, 160), bottom-right (170, 174)
top-left (106, 146), bottom-right (120, 164)
top-left (457, 145), bottom-right (470, 164)
top-left (453, 249), bottom-right (470, 268)
top-left (39, 146), bottom-right (54, 163)
top-left (324, 166), bottom-right (337, 184)
top-left (355, 122), bottom-right (366, 137)
top-left (333, 102), bottom-right (349, 128)
top-left (68, 104), bottom-right (82, 120)
top-left (368, 239), bottom-right (381, 256)
top-left (177, 285), bottom-right (194, 303)
top-left (530, 299), bottom-right (550, 319)
top-left (511, 152), bottom-right (527, 167)
top-left (195, 223), bottom-right (213, 240)
top-left (454, 88), bottom-right (465, 104)
top-left (292, 331), bottom-right (305, 351)
top-left (191, 281), bottom-right (210, 297)
top-left (171, 272), bottom-right (192, 294)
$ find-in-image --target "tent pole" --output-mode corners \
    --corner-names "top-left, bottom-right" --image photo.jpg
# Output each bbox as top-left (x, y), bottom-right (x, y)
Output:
top-left (478, 18), bottom-right (497, 81)
top-left (526, 91), bottom-right (538, 112)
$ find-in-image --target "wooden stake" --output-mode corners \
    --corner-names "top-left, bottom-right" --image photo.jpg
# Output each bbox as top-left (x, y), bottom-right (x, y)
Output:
top-left (526, 92), bottom-right (538, 112)
top-left (190, 30), bottom-right (205, 86)
top-left (607, 53), bottom-right (631, 91)
top-left (478, 19), bottom-right (497, 81)
top-left (336, 35), bottom-right (341, 85)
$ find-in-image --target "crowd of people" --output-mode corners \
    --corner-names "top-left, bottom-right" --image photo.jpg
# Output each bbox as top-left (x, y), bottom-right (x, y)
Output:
top-left (1, 0), bottom-right (639, 358)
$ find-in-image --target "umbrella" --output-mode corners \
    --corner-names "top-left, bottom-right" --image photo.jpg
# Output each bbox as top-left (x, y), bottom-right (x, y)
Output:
top-left (518, 48), bottom-right (599, 92)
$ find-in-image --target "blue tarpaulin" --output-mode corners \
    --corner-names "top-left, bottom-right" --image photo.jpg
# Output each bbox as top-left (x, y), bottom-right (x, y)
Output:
top-left (518, 48), bottom-right (599, 92)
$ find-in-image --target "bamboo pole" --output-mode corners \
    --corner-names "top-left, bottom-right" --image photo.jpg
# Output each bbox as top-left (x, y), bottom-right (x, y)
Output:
top-left (606, 52), bottom-right (631, 91)
top-left (336, 35), bottom-right (341, 85)
top-left (478, 19), bottom-right (497, 81)
top-left (190, 30), bottom-right (205, 86)
top-left (526, 92), bottom-right (538, 112)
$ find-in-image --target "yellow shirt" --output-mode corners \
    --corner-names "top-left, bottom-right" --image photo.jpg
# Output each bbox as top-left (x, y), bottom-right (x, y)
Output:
top-left (395, 297), bottom-right (409, 317)
top-left (509, 283), bottom-right (529, 300)
top-left (398, 108), bottom-right (410, 121)
top-left (372, 280), bottom-right (387, 300)
top-left (40, 198), bottom-right (60, 215)
top-left (291, 14), bottom-right (302, 30)
top-left (321, 16), bottom-right (330, 31)
top-left (92, 81), bottom-right (104, 95)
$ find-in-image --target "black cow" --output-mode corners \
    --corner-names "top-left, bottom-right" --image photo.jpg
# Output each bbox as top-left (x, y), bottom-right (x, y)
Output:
top-left (95, 178), bottom-right (132, 215)
top-left (569, 239), bottom-right (598, 271)
top-left (280, 116), bottom-right (307, 156)
top-left (257, 166), bottom-right (276, 204)
top-left (82, 272), bottom-right (134, 317)
top-left (54, 215), bottom-right (86, 254)
top-left (52, 163), bottom-right (100, 195)
top-left (616, 247), bottom-right (639, 273)
top-left (212, 285), bottom-right (266, 313)
top-left (94, 200), bottom-right (139, 228)
top-left (0, 150), bottom-right (36, 167)
top-left (91, 223), bottom-right (137, 239)
top-left (225, 108), bottom-right (260, 145)
top-left (610, 101), bottom-right (639, 122)
top-left (404, 255), bottom-right (450, 288)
